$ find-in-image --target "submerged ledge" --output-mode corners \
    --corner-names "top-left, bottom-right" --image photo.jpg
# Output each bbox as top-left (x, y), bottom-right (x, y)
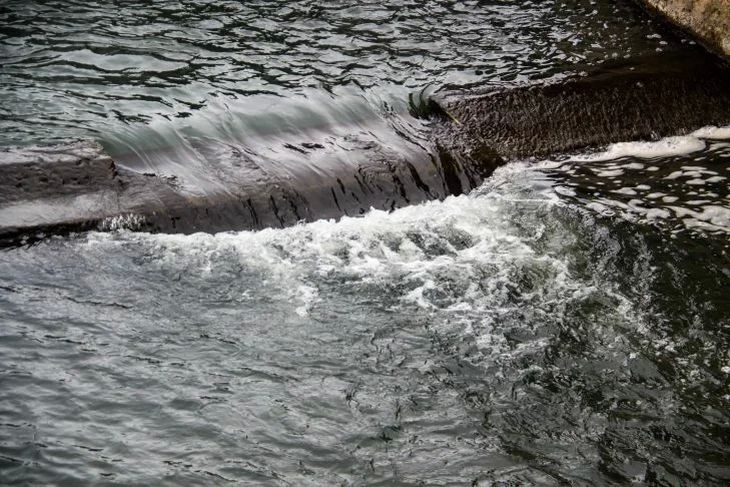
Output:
top-left (2, 50), bottom-right (730, 247)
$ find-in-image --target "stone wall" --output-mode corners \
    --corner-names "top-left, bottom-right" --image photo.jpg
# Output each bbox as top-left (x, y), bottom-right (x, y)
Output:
top-left (640, 0), bottom-right (730, 58)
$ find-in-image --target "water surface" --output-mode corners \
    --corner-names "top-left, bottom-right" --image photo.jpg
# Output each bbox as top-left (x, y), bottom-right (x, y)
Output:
top-left (2, 153), bottom-right (729, 484)
top-left (1, 1), bottom-right (729, 485)
top-left (1, 0), bottom-right (673, 147)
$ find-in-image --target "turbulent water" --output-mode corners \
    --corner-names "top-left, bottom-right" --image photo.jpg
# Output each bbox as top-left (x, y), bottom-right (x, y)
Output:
top-left (2, 0), bottom-right (730, 485)
top-left (2, 158), bottom-right (729, 484)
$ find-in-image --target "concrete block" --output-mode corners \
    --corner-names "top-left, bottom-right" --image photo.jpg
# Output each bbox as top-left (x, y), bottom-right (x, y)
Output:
top-left (639, 0), bottom-right (730, 58)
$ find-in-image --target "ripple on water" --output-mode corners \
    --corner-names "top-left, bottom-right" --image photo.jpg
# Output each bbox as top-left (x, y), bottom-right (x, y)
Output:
top-left (1, 1), bottom-right (729, 484)
top-left (0, 0), bottom-right (674, 146)
top-left (1, 162), bottom-right (729, 484)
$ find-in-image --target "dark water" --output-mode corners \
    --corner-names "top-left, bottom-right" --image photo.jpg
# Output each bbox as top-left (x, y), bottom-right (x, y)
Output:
top-left (1, 0), bottom-right (670, 149)
top-left (2, 158), bottom-right (729, 485)
top-left (2, 1), bottom-right (730, 485)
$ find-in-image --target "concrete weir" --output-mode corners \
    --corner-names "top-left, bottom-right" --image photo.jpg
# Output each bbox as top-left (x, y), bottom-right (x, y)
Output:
top-left (431, 51), bottom-right (730, 159)
top-left (2, 50), bottom-right (730, 246)
top-left (638, 0), bottom-right (730, 58)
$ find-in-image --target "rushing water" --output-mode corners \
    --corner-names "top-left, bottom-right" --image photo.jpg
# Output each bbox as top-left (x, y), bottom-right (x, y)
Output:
top-left (2, 157), bottom-right (729, 484)
top-left (2, 0), bottom-right (730, 485)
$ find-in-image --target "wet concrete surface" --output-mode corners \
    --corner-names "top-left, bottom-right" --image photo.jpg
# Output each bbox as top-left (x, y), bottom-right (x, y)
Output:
top-left (1, 50), bottom-right (730, 246)
top-left (638, 0), bottom-right (730, 58)
top-left (433, 51), bottom-right (730, 159)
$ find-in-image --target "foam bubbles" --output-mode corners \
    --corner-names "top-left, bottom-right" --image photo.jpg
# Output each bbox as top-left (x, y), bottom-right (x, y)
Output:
top-left (99, 213), bottom-right (146, 231)
top-left (547, 128), bottom-right (730, 237)
top-left (566, 126), bottom-right (730, 164)
top-left (84, 164), bottom-right (615, 360)
top-left (692, 125), bottom-right (730, 140)
top-left (571, 136), bottom-right (706, 162)
top-left (294, 284), bottom-right (319, 317)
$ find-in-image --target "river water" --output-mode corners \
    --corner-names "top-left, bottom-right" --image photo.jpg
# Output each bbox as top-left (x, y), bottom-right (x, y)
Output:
top-left (1, 1), bottom-right (730, 485)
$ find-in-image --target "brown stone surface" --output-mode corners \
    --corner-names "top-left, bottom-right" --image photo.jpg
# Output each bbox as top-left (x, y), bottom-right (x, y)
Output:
top-left (639, 0), bottom-right (730, 58)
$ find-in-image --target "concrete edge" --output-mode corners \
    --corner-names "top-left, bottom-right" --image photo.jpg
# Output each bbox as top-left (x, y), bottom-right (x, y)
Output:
top-left (636, 0), bottom-right (730, 60)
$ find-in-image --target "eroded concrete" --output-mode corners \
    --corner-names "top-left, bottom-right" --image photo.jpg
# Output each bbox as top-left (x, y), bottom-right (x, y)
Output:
top-left (639, 0), bottom-right (730, 58)
top-left (433, 51), bottom-right (730, 160)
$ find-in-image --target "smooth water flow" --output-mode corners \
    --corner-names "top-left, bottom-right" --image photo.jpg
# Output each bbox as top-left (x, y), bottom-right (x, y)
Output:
top-left (1, 0), bottom-right (673, 153)
top-left (1, 1), bottom-right (729, 485)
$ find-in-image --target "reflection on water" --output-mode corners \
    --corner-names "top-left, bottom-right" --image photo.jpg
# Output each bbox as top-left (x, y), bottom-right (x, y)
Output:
top-left (1, 161), bottom-right (728, 484)
top-left (1, 0), bottom-right (672, 147)
top-left (101, 86), bottom-right (435, 199)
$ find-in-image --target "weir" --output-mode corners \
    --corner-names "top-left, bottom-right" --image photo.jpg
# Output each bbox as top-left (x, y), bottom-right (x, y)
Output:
top-left (1, 48), bottom-right (730, 246)
top-left (5, 3), bottom-right (730, 484)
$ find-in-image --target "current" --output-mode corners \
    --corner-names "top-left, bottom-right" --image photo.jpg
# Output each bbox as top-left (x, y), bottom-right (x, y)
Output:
top-left (1, 1), bottom-right (729, 485)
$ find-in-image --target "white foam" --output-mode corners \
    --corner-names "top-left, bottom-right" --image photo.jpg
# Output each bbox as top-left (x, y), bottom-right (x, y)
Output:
top-left (645, 208), bottom-right (671, 220)
top-left (612, 187), bottom-right (637, 196)
top-left (591, 168), bottom-right (624, 177)
top-left (99, 213), bottom-right (146, 231)
top-left (664, 171), bottom-right (683, 180)
top-left (571, 136), bottom-right (706, 162)
top-left (568, 125), bottom-right (729, 164)
top-left (86, 163), bottom-right (625, 358)
top-left (294, 284), bottom-right (319, 317)
top-left (623, 162), bottom-right (645, 170)
top-left (691, 125), bottom-right (730, 140)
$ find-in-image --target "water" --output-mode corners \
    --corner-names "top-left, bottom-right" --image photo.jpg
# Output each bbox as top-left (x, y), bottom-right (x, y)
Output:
top-left (2, 159), bottom-right (729, 484)
top-left (1, 0), bottom-right (670, 147)
top-left (2, 1), bottom-right (730, 485)
top-left (549, 128), bottom-right (730, 239)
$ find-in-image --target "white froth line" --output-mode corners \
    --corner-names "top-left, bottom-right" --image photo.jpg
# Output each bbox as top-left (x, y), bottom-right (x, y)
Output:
top-left (567, 125), bottom-right (730, 163)
top-left (571, 136), bottom-right (706, 162)
top-left (691, 125), bottom-right (730, 140)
